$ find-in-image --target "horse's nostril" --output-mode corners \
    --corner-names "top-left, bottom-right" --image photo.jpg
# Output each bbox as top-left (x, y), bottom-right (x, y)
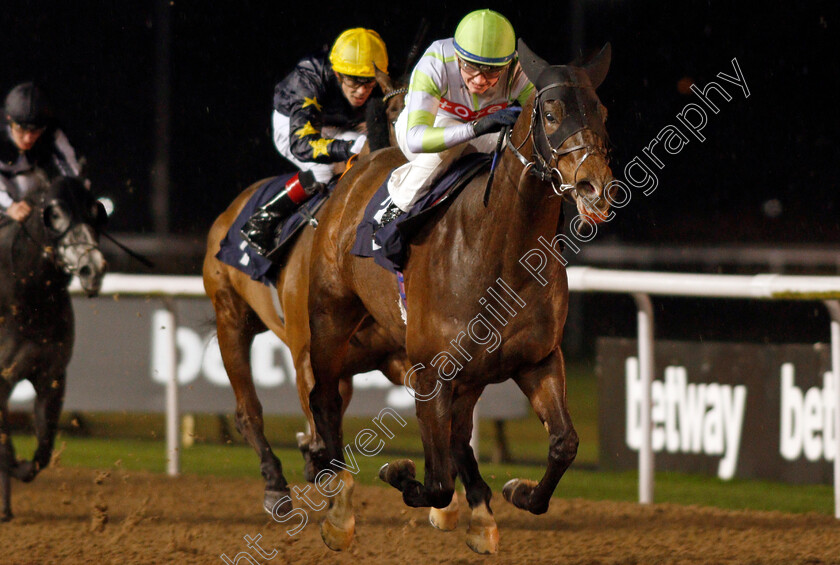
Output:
top-left (79, 265), bottom-right (92, 278)
top-left (575, 181), bottom-right (597, 198)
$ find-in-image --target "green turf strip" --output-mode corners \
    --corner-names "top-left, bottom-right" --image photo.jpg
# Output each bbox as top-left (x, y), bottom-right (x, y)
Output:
top-left (13, 436), bottom-right (834, 516)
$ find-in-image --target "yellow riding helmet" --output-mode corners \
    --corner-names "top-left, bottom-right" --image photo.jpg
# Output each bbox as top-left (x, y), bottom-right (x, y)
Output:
top-left (329, 28), bottom-right (389, 78)
top-left (453, 9), bottom-right (516, 66)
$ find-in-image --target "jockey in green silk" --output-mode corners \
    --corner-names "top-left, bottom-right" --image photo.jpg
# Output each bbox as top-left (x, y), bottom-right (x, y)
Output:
top-left (378, 9), bottom-right (533, 227)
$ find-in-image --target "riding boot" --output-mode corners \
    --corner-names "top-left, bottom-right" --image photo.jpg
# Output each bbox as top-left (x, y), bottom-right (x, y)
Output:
top-left (241, 170), bottom-right (324, 255)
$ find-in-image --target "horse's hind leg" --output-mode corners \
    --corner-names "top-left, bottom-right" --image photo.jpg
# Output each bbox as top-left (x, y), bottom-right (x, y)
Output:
top-left (0, 391), bottom-right (16, 521)
top-left (504, 348), bottom-right (578, 515)
top-left (212, 287), bottom-right (290, 514)
top-left (11, 374), bottom-right (66, 483)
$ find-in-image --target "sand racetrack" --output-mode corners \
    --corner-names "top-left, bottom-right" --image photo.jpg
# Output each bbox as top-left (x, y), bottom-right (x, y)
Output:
top-left (2, 466), bottom-right (839, 564)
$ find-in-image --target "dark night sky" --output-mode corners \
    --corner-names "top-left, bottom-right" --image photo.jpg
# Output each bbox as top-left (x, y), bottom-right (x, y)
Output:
top-left (2, 1), bottom-right (837, 244)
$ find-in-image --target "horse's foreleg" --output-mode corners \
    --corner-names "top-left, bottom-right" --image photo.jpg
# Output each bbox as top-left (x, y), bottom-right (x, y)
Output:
top-left (0, 395), bottom-right (15, 521)
top-left (13, 375), bottom-right (65, 483)
top-left (444, 386), bottom-right (499, 554)
top-left (308, 295), bottom-right (366, 551)
top-left (504, 348), bottom-right (577, 515)
top-left (379, 376), bottom-right (455, 510)
top-left (295, 361), bottom-right (354, 483)
top-left (214, 289), bottom-right (289, 514)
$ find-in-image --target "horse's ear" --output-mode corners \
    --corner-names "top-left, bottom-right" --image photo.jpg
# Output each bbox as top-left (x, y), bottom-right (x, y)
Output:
top-left (374, 64), bottom-right (393, 93)
top-left (583, 43), bottom-right (611, 89)
top-left (517, 39), bottom-right (550, 85)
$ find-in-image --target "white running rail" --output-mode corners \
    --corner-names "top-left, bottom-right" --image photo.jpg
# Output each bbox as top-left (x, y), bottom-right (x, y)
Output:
top-left (70, 269), bottom-right (840, 517)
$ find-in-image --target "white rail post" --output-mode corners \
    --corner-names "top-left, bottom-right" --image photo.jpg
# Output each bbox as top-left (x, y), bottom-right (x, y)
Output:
top-left (632, 293), bottom-right (654, 504)
top-left (824, 300), bottom-right (840, 519)
top-left (162, 297), bottom-right (180, 476)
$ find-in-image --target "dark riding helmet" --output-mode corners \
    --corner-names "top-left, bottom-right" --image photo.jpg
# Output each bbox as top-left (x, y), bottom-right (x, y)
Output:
top-left (4, 82), bottom-right (53, 128)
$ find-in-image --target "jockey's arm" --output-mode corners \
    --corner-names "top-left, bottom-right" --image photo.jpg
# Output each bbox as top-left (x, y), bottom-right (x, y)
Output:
top-left (284, 66), bottom-right (358, 164)
top-left (403, 58), bottom-right (535, 155)
top-left (51, 129), bottom-right (83, 178)
top-left (0, 180), bottom-right (31, 221)
top-left (402, 67), bottom-right (474, 154)
top-left (4, 200), bottom-right (32, 222)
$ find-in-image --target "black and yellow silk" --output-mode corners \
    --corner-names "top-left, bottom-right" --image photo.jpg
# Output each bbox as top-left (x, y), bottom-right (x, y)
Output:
top-left (273, 50), bottom-right (372, 164)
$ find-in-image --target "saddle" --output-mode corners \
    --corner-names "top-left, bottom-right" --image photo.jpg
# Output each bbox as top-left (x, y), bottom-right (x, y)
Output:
top-left (216, 174), bottom-right (332, 286)
top-left (351, 152), bottom-right (492, 273)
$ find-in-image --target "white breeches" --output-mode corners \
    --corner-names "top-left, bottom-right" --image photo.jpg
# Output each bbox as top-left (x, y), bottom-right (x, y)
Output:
top-left (386, 109), bottom-right (499, 212)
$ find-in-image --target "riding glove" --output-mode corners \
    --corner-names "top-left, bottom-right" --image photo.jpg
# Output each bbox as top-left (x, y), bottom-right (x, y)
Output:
top-left (471, 106), bottom-right (522, 137)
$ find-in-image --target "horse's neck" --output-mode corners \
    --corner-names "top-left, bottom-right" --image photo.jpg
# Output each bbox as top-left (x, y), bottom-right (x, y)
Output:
top-left (0, 215), bottom-right (61, 282)
top-left (459, 128), bottom-right (566, 285)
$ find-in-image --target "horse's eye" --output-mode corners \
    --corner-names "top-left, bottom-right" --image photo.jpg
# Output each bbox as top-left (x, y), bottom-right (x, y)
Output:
top-left (44, 205), bottom-right (71, 234)
top-left (545, 112), bottom-right (557, 123)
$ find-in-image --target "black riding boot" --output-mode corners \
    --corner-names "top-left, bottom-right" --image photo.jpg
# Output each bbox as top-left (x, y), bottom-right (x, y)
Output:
top-left (241, 171), bottom-right (324, 255)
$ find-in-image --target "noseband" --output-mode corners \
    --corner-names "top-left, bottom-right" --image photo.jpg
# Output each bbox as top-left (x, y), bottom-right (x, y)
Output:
top-left (506, 80), bottom-right (608, 197)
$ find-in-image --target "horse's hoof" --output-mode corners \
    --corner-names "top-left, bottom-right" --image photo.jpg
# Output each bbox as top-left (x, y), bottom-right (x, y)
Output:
top-left (264, 489), bottom-right (291, 515)
top-left (378, 459), bottom-right (415, 489)
top-left (502, 478), bottom-right (537, 510)
top-left (465, 505), bottom-right (499, 555)
top-left (428, 492), bottom-right (459, 531)
top-left (12, 461), bottom-right (38, 483)
top-left (320, 514), bottom-right (355, 551)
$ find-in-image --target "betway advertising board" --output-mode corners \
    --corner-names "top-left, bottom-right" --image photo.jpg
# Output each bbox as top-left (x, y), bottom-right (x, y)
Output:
top-left (9, 297), bottom-right (525, 420)
top-left (597, 338), bottom-right (836, 484)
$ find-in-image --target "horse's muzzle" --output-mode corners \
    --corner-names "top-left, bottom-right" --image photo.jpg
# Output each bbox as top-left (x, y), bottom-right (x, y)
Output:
top-left (77, 250), bottom-right (107, 297)
top-left (574, 178), bottom-right (614, 227)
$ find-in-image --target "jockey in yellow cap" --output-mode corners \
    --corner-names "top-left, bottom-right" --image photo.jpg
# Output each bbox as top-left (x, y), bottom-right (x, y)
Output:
top-left (242, 28), bottom-right (389, 255)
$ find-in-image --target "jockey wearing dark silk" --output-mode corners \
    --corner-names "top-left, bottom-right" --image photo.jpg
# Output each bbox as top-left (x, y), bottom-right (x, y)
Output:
top-left (0, 82), bottom-right (83, 221)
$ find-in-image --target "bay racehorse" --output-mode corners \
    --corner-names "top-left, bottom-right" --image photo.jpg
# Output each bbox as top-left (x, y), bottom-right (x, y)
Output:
top-left (303, 40), bottom-right (614, 554)
top-left (0, 175), bottom-right (107, 520)
top-left (202, 70), bottom-right (410, 519)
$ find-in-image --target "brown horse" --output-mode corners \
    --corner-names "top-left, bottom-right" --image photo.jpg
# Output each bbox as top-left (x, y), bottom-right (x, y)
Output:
top-left (202, 71), bottom-right (408, 520)
top-left (303, 40), bottom-right (614, 554)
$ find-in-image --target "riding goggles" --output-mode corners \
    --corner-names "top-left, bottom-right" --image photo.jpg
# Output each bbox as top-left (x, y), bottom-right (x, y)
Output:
top-left (339, 74), bottom-right (376, 88)
top-left (457, 57), bottom-right (507, 79)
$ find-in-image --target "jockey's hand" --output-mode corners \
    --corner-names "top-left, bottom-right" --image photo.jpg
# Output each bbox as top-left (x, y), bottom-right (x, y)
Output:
top-left (6, 201), bottom-right (32, 222)
top-left (350, 135), bottom-right (368, 155)
top-left (472, 107), bottom-right (523, 137)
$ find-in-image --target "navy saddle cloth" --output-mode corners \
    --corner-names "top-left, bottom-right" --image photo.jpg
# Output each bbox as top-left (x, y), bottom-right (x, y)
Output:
top-left (351, 152), bottom-right (491, 273)
top-left (215, 174), bottom-right (330, 286)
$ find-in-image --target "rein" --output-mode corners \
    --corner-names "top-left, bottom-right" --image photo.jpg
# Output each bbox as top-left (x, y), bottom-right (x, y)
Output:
top-left (8, 199), bottom-right (99, 278)
top-left (382, 87), bottom-right (407, 103)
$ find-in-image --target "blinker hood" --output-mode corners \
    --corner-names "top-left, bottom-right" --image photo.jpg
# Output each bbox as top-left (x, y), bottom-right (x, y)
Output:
top-left (518, 40), bottom-right (611, 150)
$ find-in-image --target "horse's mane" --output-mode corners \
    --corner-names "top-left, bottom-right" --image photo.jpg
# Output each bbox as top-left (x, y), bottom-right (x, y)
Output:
top-left (365, 97), bottom-right (391, 151)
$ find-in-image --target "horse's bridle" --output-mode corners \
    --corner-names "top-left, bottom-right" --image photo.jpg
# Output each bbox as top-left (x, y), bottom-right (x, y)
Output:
top-left (506, 80), bottom-right (609, 198)
top-left (13, 198), bottom-right (102, 277)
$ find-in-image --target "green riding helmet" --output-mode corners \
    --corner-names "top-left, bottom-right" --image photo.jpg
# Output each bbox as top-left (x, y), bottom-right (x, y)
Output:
top-left (453, 9), bottom-right (516, 66)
